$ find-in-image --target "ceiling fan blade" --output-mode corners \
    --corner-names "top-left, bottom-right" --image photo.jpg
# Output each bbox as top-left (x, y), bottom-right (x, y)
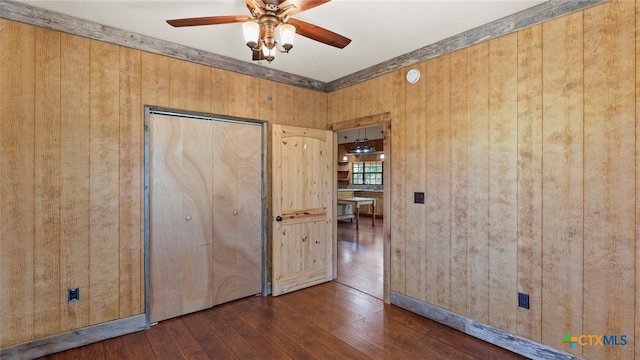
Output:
top-left (287, 18), bottom-right (351, 49)
top-left (280, 0), bottom-right (331, 16)
top-left (245, 0), bottom-right (265, 15)
top-left (246, 0), bottom-right (265, 7)
top-left (166, 15), bottom-right (251, 27)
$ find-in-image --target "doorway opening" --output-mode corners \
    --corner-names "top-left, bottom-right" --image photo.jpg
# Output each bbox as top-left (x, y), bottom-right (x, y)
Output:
top-left (330, 113), bottom-right (391, 302)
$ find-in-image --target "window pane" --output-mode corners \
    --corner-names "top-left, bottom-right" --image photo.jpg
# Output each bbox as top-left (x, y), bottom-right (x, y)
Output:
top-left (349, 160), bottom-right (382, 185)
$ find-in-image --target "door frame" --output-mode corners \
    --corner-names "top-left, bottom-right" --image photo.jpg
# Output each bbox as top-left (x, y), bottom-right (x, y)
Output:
top-left (143, 106), bottom-right (269, 326)
top-left (328, 112), bottom-right (391, 303)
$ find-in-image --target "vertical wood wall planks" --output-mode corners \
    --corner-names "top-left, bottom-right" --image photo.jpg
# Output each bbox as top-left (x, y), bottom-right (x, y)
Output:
top-left (403, 62), bottom-right (428, 301)
top-left (465, 42), bottom-right (490, 324)
top-left (1, 17), bottom-right (334, 349)
top-left (194, 63), bottom-right (211, 114)
top-left (636, 1), bottom-right (640, 358)
top-left (274, 82), bottom-right (294, 125)
top-left (141, 52), bottom-right (170, 108)
top-left (34, 26), bottom-right (62, 339)
top-left (0, 18), bottom-right (36, 347)
top-left (541, 12), bottom-right (584, 356)
top-left (515, 25), bottom-right (543, 342)
top-left (488, 33), bottom-right (518, 334)
top-left (583, 2), bottom-right (635, 359)
top-left (228, 72), bottom-right (250, 119)
top-left (424, 55), bottom-right (451, 309)
top-left (169, 58), bottom-right (196, 111)
top-left (89, 40), bottom-right (121, 324)
top-left (210, 67), bottom-right (229, 116)
top-left (449, 48), bottom-right (468, 316)
top-left (119, 46), bottom-right (143, 318)
top-left (390, 69), bottom-right (406, 295)
top-left (59, 33), bottom-right (91, 333)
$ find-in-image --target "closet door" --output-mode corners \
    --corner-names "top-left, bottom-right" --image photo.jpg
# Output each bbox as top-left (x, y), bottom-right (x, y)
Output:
top-left (149, 114), bottom-right (214, 322)
top-left (212, 121), bottom-right (262, 305)
top-left (148, 113), bottom-right (262, 323)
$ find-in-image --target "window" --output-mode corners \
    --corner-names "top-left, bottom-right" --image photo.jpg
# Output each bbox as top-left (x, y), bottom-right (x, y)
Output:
top-left (352, 161), bottom-right (383, 185)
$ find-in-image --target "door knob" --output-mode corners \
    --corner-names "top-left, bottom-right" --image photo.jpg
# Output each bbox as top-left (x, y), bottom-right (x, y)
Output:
top-left (275, 215), bottom-right (282, 222)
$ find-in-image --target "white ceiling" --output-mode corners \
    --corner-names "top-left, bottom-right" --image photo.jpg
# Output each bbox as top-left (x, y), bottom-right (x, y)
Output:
top-left (338, 125), bottom-right (383, 144)
top-left (17, 0), bottom-right (545, 83)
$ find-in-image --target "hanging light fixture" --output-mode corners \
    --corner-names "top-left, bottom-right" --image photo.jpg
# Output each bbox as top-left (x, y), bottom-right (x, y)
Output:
top-left (167, 1), bottom-right (352, 64)
top-left (349, 128), bottom-right (376, 154)
top-left (242, 4), bottom-right (296, 63)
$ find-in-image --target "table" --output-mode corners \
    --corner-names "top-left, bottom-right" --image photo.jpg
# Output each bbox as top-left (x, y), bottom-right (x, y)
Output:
top-left (337, 197), bottom-right (376, 229)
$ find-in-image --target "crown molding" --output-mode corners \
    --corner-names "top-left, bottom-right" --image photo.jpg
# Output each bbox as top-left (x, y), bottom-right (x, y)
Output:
top-left (325, 0), bottom-right (609, 92)
top-left (0, 0), bottom-right (326, 91)
top-left (1, 0), bottom-right (609, 93)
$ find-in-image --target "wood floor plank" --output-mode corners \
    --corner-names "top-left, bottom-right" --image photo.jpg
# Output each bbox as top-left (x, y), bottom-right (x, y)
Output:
top-left (200, 304), bottom-right (269, 359)
top-left (36, 282), bottom-right (526, 360)
top-left (162, 317), bottom-right (212, 359)
top-left (232, 297), bottom-right (317, 360)
top-left (74, 342), bottom-right (106, 360)
top-left (215, 301), bottom-right (291, 359)
top-left (181, 312), bottom-right (238, 360)
top-left (267, 304), bottom-right (371, 360)
top-left (337, 218), bottom-right (384, 299)
top-left (102, 329), bottom-right (155, 360)
top-left (144, 320), bottom-right (184, 359)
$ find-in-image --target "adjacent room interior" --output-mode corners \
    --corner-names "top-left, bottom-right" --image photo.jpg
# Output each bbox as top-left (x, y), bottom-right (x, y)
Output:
top-left (336, 125), bottom-right (385, 299)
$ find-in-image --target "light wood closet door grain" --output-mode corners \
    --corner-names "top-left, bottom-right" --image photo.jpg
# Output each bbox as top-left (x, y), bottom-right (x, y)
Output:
top-left (212, 120), bottom-right (262, 305)
top-left (149, 113), bottom-right (262, 323)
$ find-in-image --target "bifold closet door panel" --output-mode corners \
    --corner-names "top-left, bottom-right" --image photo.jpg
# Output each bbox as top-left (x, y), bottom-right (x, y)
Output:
top-left (212, 121), bottom-right (262, 305)
top-left (149, 114), bottom-right (214, 322)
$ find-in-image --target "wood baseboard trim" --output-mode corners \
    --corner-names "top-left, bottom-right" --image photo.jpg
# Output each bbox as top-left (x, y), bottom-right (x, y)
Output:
top-left (0, 314), bottom-right (147, 359)
top-left (390, 292), bottom-right (579, 360)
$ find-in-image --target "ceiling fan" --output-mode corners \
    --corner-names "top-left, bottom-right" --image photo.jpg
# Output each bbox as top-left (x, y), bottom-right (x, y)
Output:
top-left (166, 0), bottom-right (351, 62)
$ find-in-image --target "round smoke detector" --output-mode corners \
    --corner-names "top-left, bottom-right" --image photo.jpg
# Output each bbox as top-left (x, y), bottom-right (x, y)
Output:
top-left (406, 69), bottom-right (421, 84)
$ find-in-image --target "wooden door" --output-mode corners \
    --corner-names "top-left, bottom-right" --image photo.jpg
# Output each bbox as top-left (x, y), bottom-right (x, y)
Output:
top-left (149, 113), bottom-right (262, 322)
top-left (272, 125), bottom-right (334, 296)
top-left (211, 120), bottom-right (263, 305)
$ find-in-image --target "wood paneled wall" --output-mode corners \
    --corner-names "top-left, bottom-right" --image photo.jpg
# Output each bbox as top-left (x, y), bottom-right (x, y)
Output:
top-left (0, 19), bottom-right (326, 347)
top-left (329, 1), bottom-right (636, 358)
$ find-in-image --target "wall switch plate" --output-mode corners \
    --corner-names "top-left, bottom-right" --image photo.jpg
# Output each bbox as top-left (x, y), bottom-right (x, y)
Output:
top-left (518, 292), bottom-right (529, 309)
top-left (414, 192), bottom-right (425, 204)
top-left (68, 288), bottom-right (80, 303)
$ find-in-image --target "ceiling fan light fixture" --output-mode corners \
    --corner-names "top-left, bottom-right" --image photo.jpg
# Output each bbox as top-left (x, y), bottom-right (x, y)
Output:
top-left (166, 0), bottom-right (351, 64)
top-left (242, 21), bottom-right (260, 49)
top-left (279, 23), bottom-right (296, 52)
top-left (262, 45), bottom-right (275, 62)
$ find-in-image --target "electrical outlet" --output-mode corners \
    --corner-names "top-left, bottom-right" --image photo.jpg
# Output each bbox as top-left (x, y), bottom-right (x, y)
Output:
top-left (68, 288), bottom-right (80, 303)
top-left (518, 292), bottom-right (529, 309)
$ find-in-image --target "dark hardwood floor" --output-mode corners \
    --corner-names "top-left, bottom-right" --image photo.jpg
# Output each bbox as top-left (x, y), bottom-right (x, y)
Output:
top-left (38, 282), bottom-right (526, 360)
top-left (337, 217), bottom-right (383, 299)
top-left (37, 218), bottom-right (525, 359)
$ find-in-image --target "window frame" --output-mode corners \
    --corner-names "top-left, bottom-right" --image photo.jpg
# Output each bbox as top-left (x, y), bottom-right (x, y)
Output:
top-left (351, 160), bottom-right (383, 185)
